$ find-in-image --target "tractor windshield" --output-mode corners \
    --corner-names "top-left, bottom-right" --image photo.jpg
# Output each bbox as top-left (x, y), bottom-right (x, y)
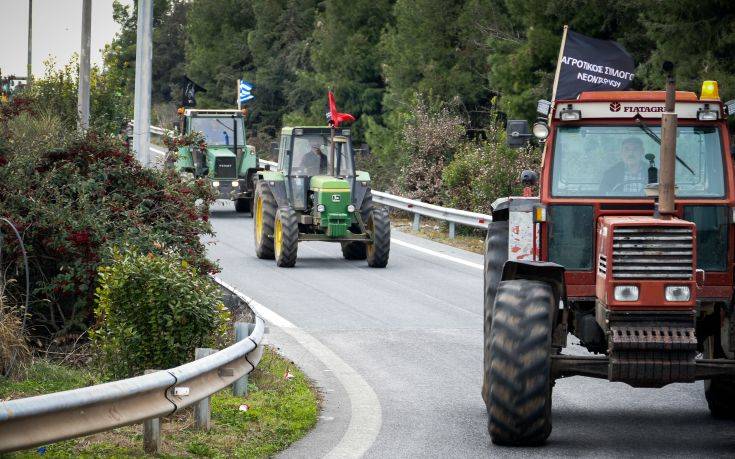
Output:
top-left (190, 117), bottom-right (246, 146)
top-left (551, 125), bottom-right (725, 198)
top-left (290, 133), bottom-right (354, 176)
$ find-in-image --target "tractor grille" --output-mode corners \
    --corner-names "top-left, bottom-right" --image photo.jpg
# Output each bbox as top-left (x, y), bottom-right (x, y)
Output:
top-left (611, 226), bottom-right (693, 279)
top-left (215, 157), bottom-right (237, 179)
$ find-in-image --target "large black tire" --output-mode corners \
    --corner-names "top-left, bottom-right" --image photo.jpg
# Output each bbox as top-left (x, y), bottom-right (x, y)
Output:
top-left (482, 221), bottom-right (509, 406)
top-left (341, 189), bottom-right (375, 260)
top-left (253, 181), bottom-right (277, 259)
top-left (703, 332), bottom-right (735, 418)
top-left (487, 279), bottom-right (554, 446)
top-left (235, 197), bottom-right (250, 213)
top-left (366, 206), bottom-right (390, 268)
top-left (274, 207), bottom-right (299, 267)
top-left (341, 241), bottom-right (367, 260)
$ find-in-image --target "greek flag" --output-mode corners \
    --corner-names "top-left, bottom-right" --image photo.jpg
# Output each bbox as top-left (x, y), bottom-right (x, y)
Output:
top-left (239, 80), bottom-right (254, 103)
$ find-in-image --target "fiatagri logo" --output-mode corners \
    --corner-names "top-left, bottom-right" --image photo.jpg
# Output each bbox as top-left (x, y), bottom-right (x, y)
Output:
top-left (609, 102), bottom-right (665, 114)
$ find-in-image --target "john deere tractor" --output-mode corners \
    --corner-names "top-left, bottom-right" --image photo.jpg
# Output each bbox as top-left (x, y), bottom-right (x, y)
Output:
top-left (174, 109), bottom-right (259, 213)
top-left (253, 126), bottom-right (390, 267)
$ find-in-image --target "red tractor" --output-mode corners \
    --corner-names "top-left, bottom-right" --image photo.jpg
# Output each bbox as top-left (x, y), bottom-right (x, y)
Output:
top-left (483, 67), bottom-right (735, 445)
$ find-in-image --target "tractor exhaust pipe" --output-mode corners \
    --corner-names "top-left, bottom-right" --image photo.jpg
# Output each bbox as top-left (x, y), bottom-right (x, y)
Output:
top-left (658, 61), bottom-right (677, 218)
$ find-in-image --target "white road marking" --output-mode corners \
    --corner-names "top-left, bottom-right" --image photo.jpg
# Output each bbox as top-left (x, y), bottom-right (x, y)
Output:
top-left (391, 238), bottom-right (483, 270)
top-left (216, 278), bottom-right (382, 459)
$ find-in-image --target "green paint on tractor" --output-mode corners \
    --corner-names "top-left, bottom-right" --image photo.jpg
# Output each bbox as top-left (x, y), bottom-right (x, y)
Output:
top-left (253, 126), bottom-right (390, 268)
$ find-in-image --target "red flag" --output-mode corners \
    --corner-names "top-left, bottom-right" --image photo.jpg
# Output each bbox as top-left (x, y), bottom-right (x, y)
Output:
top-left (327, 91), bottom-right (355, 128)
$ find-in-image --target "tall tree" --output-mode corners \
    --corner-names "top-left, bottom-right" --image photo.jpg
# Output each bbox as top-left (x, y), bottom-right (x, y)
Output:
top-left (288, 0), bottom-right (394, 140)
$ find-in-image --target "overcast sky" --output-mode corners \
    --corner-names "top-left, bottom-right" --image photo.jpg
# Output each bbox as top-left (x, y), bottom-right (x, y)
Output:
top-left (0, 0), bottom-right (133, 77)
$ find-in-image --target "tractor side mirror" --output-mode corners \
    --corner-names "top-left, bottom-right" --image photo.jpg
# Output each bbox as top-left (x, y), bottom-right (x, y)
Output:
top-left (520, 170), bottom-right (539, 187)
top-left (506, 120), bottom-right (532, 148)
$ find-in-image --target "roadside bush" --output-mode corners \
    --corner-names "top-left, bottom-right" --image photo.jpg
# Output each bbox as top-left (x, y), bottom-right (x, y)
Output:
top-left (0, 99), bottom-right (217, 340)
top-left (442, 124), bottom-right (540, 214)
top-left (92, 248), bottom-right (230, 378)
top-left (394, 94), bottom-right (465, 205)
top-left (19, 58), bottom-right (130, 134)
top-left (0, 287), bottom-right (30, 379)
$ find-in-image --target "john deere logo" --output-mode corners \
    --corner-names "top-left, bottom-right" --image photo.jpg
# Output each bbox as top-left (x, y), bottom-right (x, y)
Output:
top-left (609, 102), bottom-right (621, 112)
top-left (331, 194), bottom-right (341, 202)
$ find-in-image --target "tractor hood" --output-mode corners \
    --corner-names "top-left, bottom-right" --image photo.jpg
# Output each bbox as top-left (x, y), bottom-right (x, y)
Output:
top-left (206, 146), bottom-right (236, 158)
top-left (310, 175), bottom-right (350, 190)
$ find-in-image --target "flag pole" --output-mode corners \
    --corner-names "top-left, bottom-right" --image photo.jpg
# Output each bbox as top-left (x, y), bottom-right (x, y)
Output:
top-left (550, 25), bottom-right (569, 102)
top-left (237, 79), bottom-right (241, 110)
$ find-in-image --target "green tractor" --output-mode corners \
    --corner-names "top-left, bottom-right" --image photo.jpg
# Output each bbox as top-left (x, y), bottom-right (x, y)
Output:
top-left (253, 126), bottom-right (390, 267)
top-left (174, 109), bottom-right (259, 213)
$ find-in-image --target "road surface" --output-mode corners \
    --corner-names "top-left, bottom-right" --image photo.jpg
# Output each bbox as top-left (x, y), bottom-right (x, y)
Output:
top-left (206, 201), bottom-right (735, 458)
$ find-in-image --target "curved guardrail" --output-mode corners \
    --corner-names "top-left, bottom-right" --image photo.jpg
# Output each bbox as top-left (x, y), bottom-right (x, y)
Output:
top-left (0, 277), bottom-right (265, 453)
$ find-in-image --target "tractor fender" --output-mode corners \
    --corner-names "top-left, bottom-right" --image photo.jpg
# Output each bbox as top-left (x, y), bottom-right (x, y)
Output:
top-left (501, 260), bottom-right (566, 307)
top-left (256, 174), bottom-right (290, 208)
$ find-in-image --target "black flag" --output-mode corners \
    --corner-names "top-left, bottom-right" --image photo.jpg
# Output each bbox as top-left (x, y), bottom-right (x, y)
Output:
top-left (553, 29), bottom-right (635, 100)
top-left (181, 76), bottom-right (207, 107)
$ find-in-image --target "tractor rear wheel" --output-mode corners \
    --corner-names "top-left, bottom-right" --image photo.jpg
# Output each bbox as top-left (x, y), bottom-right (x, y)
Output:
top-left (253, 181), bottom-right (277, 259)
top-left (703, 333), bottom-right (735, 418)
top-left (482, 221), bottom-right (509, 406)
top-left (274, 207), bottom-right (298, 267)
top-left (487, 279), bottom-right (554, 446)
top-left (235, 198), bottom-right (250, 213)
top-left (366, 207), bottom-right (390, 268)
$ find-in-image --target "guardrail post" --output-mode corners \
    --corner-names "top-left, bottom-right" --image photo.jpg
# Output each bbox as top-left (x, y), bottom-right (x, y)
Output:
top-left (412, 213), bottom-right (421, 231)
top-left (143, 370), bottom-right (161, 453)
top-left (233, 322), bottom-right (255, 396)
top-left (448, 222), bottom-right (456, 239)
top-left (194, 348), bottom-right (217, 430)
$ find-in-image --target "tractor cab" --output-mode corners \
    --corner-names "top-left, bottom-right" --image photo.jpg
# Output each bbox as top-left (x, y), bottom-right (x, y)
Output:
top-left (276, 127), bottom-right (357, 210)
top-left (174, 109), bottom-right (259, 213)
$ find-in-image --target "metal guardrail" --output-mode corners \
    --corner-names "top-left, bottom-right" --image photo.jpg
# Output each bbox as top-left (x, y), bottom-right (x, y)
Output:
top-left (0, 277), bottom-right (265, 453)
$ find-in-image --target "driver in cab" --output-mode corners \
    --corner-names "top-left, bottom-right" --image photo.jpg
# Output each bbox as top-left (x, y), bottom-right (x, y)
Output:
top-left (600, 137), bottom-right (648, 195)
top-left (299, 143), bottom-right (328, 175)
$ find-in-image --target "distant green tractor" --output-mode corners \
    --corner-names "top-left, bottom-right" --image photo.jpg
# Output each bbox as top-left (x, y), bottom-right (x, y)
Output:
top-left (174, 109), bottom-right (259, 213)
top-left (253, 126), bottom-right (390, 267)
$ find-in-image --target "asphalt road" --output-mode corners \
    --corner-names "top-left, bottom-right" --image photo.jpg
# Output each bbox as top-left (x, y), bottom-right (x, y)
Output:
top-left (205, 201), bottom-right (735, 458)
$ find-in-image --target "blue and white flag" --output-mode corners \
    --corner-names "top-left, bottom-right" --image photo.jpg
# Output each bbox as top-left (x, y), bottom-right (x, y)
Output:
top-left (239, 80), bottom-right (254, 103)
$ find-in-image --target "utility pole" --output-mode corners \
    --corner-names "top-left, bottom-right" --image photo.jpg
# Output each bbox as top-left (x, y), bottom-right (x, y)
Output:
top-left (26, 0), bottom-right (32, 83)
top-left (78, 0), bottom-right (91, 130)
top-left (133, 0), bottom-right (153, 166)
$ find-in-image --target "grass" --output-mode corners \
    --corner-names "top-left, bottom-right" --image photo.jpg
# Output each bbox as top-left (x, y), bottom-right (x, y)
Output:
top-left (0, 346), bottom-right (319, 458)
top-left (391, 214), bottom-right (485, 254)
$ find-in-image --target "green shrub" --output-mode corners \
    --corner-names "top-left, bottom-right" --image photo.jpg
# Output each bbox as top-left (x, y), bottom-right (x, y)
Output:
top-left (92, 248), bottom-right (230, 378)
top-left (0, 100), bottom-right (217, 338)
top-left (442, 124), bottom-right (540, 214)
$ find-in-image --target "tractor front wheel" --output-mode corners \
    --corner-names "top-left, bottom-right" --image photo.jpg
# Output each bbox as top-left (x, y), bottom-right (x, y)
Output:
top-left (487, 279), bottom-right (554, 446)
top-left (703, 333), bottom-right (735, 418)
top-left (341, 242), bottom-right (367, 260)
top-left (366, 207), bottom-right (390, 268)
top-left (235, 197), bottom-right (250, 213)
top-left (274, 207), bottom-right (299, 267)
top-left (254, 181), bottom-right (276, 259)
top-left (482, 220), bottom-right (509, 406)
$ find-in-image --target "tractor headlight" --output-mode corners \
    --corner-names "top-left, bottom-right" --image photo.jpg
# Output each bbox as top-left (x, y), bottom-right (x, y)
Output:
top-left (212, 181), bottom-right (220, 187)
top-left (317, 204), bottom-right (326, 212)
top-left (665, 286), bottom-right (691, 302)
top-left (231, 181), bottom-right (239, 187)
top-left (614, 285), bottom-right (639, 302)
top-left (347, 204), bottom-right (356, 213)
top-left (532, 122), bottom-right (549, 140)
